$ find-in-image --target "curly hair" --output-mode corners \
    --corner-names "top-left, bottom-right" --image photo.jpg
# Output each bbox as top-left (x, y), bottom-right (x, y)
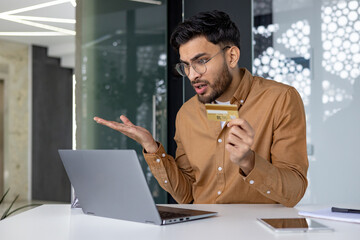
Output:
top-left (170, 10), bottom-right (241, 51)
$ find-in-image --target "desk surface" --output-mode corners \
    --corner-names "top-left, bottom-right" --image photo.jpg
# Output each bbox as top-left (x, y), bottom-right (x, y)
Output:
top-left (0, 204), bottom-right (359, 240)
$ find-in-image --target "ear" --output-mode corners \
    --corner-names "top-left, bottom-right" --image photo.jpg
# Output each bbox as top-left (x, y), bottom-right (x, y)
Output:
top-left (227, 46), bottom-right (240, 68)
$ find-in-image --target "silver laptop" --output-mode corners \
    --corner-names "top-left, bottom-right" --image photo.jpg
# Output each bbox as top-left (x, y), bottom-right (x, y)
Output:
top-left (58, 149), bottom-right (217, 225)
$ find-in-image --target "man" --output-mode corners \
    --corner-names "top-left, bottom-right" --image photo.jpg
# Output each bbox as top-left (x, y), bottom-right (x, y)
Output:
top-left (94, 10), bottom-right (308, 207)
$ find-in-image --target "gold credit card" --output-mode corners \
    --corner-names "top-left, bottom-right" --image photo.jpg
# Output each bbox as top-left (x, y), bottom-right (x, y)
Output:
top-left (205, 104), bottom-right (239, 121)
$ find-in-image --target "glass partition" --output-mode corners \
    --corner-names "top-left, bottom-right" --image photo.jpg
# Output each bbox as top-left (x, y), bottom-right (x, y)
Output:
top-left (253, 0), bottom-right (360, 204)
top-left (77, 0), bottom-right (167, 203)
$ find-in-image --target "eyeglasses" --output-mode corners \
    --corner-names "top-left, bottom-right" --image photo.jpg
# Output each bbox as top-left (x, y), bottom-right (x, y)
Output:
top-left (175, 46), bottom-right (230, 77)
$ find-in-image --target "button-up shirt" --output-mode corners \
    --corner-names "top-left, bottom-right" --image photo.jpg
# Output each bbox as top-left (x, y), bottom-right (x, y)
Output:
top-left (144, 68), bottom-right (308, 207)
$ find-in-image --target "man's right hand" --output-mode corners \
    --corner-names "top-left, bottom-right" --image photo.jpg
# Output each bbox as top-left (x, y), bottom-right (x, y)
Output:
top-left (93, 115), bottom-right (158, 153)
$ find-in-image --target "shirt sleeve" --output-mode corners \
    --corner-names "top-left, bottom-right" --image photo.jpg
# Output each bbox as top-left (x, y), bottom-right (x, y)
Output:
top-left (240, 87), bottom-right (309, 207)
top-left (143, 116), bottom-right (195, 204)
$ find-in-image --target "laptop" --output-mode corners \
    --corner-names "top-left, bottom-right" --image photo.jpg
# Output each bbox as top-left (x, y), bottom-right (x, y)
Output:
top-left (58, 149), bottom-right (217, 225)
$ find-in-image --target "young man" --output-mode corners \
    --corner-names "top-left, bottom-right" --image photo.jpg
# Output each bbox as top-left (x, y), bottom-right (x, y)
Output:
top-left (94, 10), bottom-right (308, 207)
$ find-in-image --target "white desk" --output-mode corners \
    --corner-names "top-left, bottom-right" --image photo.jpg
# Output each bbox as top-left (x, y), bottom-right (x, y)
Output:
top-left (0, 204), bottom-right (359, 240)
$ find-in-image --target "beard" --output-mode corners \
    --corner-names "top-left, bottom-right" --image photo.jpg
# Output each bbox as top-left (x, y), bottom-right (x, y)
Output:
top-left (194, 62), bottom-right (233, 104)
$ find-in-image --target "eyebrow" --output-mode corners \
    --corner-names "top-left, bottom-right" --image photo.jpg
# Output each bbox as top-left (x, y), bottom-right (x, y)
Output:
top-left (180, 52), bottom-right (208, 64)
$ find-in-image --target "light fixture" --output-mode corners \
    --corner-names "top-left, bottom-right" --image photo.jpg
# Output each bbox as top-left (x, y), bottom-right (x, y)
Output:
top-left (0, 0), bottom-right (75, 37)
top-left (0, 14), bottom-right (75, 35)
top-left (0, 32), bottom-right (68, 36)
top-left (10, 15), bottom-right (76, 24)
top-left (130, 0), bottom-right (162, 5)
top-left (1, 0), bottom-right (71, 15)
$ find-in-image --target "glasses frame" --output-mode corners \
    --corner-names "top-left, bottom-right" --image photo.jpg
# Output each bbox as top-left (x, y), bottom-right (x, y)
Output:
top-left (175, 46), bottom-right (231, 77)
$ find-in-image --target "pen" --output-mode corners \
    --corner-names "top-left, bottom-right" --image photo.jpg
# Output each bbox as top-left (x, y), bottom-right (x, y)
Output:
top-left (331, 207), bottom-right (360, 214)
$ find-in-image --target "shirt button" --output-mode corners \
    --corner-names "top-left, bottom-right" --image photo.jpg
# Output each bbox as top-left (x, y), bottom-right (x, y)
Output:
top-left (240, 99), bottom-right (244, 104)
top-left (162, 153), bottom-right (166, 157)
top-left (249, 180), bottom-right (255, 184)
top-left (266, 190), bottom-right (271, 194)
top-left (164, 180), bottom-right (168, 184)
top-left (218, 167), bottom-right (223, 171)
top-left (217, 191), bottom-right (222, 195)
top-left (156, 159), bottom-right (161, 163)
top-left (218, 139), bottom-right (222, 143)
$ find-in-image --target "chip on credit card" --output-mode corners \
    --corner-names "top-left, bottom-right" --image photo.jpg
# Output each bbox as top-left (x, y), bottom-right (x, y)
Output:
top-left (205, 104), bottom-right (239, 121)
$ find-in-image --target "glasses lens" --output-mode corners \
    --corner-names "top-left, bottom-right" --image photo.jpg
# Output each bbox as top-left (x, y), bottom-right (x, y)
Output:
top-left (192, 61), bottom-right (206, 75)
top-left (175, 63), bottom-right (188, 76)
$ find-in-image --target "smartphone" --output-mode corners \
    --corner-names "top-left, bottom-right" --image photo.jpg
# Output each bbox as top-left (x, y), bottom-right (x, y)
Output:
top-left (257, 218), bottom-right (334, 233)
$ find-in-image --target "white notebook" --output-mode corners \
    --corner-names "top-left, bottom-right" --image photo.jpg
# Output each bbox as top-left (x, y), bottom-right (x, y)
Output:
top-left (298, 208), bottom-right (360, 224)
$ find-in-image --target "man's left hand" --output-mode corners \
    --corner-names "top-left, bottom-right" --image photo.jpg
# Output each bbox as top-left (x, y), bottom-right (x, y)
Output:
top-left (225, 118), bottom-right (255, 175)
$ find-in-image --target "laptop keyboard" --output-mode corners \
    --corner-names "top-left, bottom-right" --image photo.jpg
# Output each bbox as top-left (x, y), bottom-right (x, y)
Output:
top-left (158, 210), bottom-right (190, 220)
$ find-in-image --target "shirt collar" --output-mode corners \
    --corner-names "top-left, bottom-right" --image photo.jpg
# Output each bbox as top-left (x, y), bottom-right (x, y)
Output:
top-left (230, 68), bottom-right (253, 109)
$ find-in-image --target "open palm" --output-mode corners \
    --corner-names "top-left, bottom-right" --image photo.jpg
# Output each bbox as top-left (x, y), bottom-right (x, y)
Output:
top-left (94, 115), bottom-right (158, 153)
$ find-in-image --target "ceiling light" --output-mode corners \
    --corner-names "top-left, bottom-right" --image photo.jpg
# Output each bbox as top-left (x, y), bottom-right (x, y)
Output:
top-left (130, 0), bottom-right (162, 5)
top-left (0, 0), bottom-right (72, 15)
top-left (10, 15), bottom-right (76, 24)
top-left (0, 32), bottom-right (68, 36)
top-left (0, 0), bottom-right (75, 36)
top-left (0, 14), bottom-right (75, 35)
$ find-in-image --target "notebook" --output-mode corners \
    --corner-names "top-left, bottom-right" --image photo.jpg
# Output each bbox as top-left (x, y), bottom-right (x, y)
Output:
top-left (298, 208), bottom-right (360, 224)
top-left (58, 149), bottom-right (217, 225)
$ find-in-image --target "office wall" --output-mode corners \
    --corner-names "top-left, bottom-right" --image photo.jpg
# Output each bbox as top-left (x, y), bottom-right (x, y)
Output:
top-left (300, 0), bottom-right (360, 205)
top-left (254, 0), bottom-right (360, 204)
top-left (0, 40), bottom-right (29, 201)
top-left (166, 0), bottom-right (183, 160)
top-left (32, 46), bottom-right (72, 202)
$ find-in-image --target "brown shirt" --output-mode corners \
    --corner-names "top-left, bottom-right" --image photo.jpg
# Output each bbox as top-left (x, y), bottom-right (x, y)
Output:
top-left (144, 68), bottom-right (308, 207)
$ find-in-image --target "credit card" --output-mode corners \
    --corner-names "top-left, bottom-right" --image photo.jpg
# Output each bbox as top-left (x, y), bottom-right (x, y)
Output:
top-left (205, 104), bottom-right (239, 121)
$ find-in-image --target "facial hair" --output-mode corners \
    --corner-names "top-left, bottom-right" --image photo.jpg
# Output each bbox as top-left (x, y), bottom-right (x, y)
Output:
top-left (195, 61), bottom-right (233, 104)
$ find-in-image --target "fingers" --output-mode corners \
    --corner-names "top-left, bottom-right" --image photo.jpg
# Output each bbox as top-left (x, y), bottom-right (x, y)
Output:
top-left (93, 115), bottom-right (157, 152)
top-left (225, 139), bottom-right (250, 153)
top-left (94, 115), bottom-right (134, 127)
top-left (94, 117), bottom-right (113, 127)
top-left (93, 116), bottom-right (103, 122)
top-left (120, 115), bottom-right (135, 126)
top-left (226, 118), bottom-right (254, 146)
top-left (94, 115), bottom-right (148, 139)
top-left (226, 119), bottom-right (255, 170)
top-left (94, 116), bottom-right (129, 132)
top-left (225, 138), bottom-right (253, 169)
top-left (93, 117), bottom-right (112, 127)
top-left (227, 118), bottom-right (255, 138)
top-left (225, 118), bottom-right (254, 165)
top-left (227, 125), bottom-right (253, 146)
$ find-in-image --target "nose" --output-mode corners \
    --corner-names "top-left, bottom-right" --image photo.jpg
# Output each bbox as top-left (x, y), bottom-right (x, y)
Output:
top-left (187, 65), bottom-right (201, 81)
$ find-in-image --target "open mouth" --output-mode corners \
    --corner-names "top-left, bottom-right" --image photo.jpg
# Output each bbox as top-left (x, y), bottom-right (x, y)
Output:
top-left (193, 83), bottom-right (208, 94)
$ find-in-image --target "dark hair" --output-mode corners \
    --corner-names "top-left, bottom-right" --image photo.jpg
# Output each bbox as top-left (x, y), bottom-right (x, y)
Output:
top-left (170, 10), bottom-right (240, 52)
